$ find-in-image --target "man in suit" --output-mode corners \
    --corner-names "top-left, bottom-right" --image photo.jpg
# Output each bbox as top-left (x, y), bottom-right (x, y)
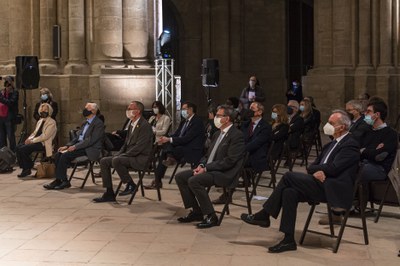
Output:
top-left (155, 101), bottom-right (205, 187)
top-left (44, 102), bottom-right (105, 190)
top-left (241, 110), bottom-right (360, 253)
top-left (345, 99), bottom-right (371, 146)
top-left (176, 105), bottom-right (245, 228)
top-left (93, 101), bottom-right (153, 202)
top-left (212, 101), bottom-right (272, 204)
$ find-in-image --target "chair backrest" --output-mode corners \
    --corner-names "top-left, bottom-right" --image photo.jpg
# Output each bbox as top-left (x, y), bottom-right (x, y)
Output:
top-left (227, 153), bottom-right (249, 189)
top-left (143, 144), bottom-right (159, 171)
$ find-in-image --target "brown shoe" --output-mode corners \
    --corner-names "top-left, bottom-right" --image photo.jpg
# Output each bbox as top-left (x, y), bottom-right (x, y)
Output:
top-left (144, 180), bottom-right (163, 190)
top-left (318, 214), bottom-right (342, 225)
top-left (162, 156), bottom-right (177, 167)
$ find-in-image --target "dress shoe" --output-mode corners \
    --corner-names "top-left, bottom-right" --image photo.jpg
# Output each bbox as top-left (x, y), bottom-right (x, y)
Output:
top-left (119, 183), bottom-right (137, 196)
top-left (268, 240), bottom-right (297, 253)
top-left (196, 213), bottom-right (219, 229)
top-left (43, 179), bottom-right (62, 190)
top-left (177, 210), bottom-right (203, 223)
top-left (17, 169), bottom-right (31, 178)
top-left (162, 156), bottom-right (177, 167)
top-left (318, 214), bottom-right (343, 225)
top-left (93, 192), bottom-right (116, 203)
top-left (240, 213), bottom-right (270, 228)
top-left (144, 180), bottom-right (163, 190)
top-left (54, 180), bottom-right (71, 190)
top-left (212, 193), bottom-right (232, 205)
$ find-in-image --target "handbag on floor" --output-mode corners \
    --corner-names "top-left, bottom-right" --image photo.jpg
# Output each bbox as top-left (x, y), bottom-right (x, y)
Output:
top-left (36, 161), bottom-right (55, 178)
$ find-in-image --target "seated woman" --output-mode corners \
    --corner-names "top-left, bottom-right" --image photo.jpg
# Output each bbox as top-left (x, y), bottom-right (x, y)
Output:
top-left (204, 104), bottom-right (218, 149)
top-left (16, 103), bottom-right (57, 177)
top-left (299, 98), bottom-right (316, 143)
top-left (270, 104), bottom-right (289, 161)
top-left (148, 101), bottom-right (171, 144)
top-left (33, 88), bottom-right (58, 121)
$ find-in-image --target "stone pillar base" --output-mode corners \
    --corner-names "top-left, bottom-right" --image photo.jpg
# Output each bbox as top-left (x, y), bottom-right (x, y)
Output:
top-left (64, 62), bottom-right (90, 74)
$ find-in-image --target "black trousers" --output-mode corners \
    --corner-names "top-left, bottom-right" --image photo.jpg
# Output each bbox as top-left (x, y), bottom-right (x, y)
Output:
top-left (263, 171), bottom-right (326, 235)
top-left (100, 156), bottom-right (135, 189)
top-left (154, 144), bottom-right (185, 182)
top-left (15, 142), bottom-right (44, 170)
top-left (54, 149), bottom-right (86, 181)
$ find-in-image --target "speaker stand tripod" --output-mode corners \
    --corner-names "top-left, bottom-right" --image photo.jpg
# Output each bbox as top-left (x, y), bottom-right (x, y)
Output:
top-left (18, 88), bottom-right (28, 144)
top-left (204, 86), bottom-right (212, 105)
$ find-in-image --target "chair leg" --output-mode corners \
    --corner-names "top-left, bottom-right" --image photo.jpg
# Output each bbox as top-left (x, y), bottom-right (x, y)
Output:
top-left (374, 181), bottom-right (390, 223)
top-left (68, 163), bottom-right (79, 182)
top-left (218, 188), bottom-right (233, 226)
top-left (327, 205), bottom-right (335, 237)
top-left (243, 170), bottom-right (252, 214)
top-left (115, 181), bottom-right (122, 195)
top-left (156, 184), bottom-right (162, 201)
top-left (299, 204), bottom-right (316, 245)
top-left (168, 163), bottom-right (180, 184)
top-left (128, 178), bottom-right (141, 205)
top-left (358, 183), bottom-right (369, 245)
top-left (333, 210), bottom-right (349, 253)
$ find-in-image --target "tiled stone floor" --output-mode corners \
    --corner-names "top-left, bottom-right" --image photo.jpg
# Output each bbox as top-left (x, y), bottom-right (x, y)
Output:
top-left (0, 161), bottom-right (399, 265)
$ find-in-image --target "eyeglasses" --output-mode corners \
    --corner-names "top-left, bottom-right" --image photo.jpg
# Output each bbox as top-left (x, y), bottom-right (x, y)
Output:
top-left (215, 114), bottom-right (227, 118)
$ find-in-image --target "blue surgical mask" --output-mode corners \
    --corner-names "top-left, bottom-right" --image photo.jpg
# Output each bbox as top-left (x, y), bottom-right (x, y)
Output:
top-left (271, 112), bottom-right (278, 120)
top-left (364, 114), bottom-right (375, 126)
top-left (41, 94), bottom-right (49, 101)
top-left (181, 110), bottom-right (188, 119)
top-left (299, 105), bottom-right (305, 112)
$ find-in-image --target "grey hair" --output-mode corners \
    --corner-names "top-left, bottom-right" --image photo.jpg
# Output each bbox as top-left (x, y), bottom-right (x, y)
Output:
top-left (346, 100), bottom-right (363, 113)
top-left (217, 104), bottom-right (235, 122)
top-left (332, 109), bottom-right (351, 130)
top-left (252, 101), bottom-right (265, 113)
top-left (87, 102), bottom-right (98, 112)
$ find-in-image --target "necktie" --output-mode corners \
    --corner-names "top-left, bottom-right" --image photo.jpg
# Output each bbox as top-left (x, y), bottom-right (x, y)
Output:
top-left (248, 122), bottom-right (254, 136)
top-left (320, 140), bottom-right (337, 164)
top-left (207, 131), bottom-right (225, 163)
top-left (179, 120), bottom-right (189, 137)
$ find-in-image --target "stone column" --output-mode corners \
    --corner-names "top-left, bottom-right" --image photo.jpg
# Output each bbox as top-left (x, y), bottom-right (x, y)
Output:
top-left (332, 0), bottom-right (352, 67)
top-left (39, 0), bottom-right (58, 74)
top-left (122, 0), bottom-right (149, 65)
top-left (91, 0), bottom-right (123, 73)
top-left (313, 0), bottom-right (332, 68)
top-left (64, 0), bottom-right (89, 74)
top-left (0, 2), bottom-right (9, 72)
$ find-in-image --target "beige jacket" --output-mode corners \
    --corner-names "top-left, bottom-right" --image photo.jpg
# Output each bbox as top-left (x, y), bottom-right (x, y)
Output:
top-left (148, 114), bottom-right (171, 143)
top-left (28, 117), bottom-right (57, 156)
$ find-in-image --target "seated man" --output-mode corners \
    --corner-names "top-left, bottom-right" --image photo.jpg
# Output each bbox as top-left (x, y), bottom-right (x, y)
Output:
top-left (43, 102), bottom-right (105, 190)
top-left (92, 101), bottom-right (153, 202)
top-left (358, 98), bottom-right (398, 208)
top-left (345, 99), bottom-right (371, 146)
top-left (241, 110), bottom-right (360, 253)
top-left (176, 105), bottom-right (245, 228)
top-left (16, 103), bottom-right (57, 177)
top-left (213, 101), bottom-right (272, 204)
top-left (154, 101), bottom-right (205, 188)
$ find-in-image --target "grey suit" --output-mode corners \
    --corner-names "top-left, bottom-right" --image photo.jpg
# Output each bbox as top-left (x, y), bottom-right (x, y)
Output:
top-left (55, 116), bottom-right (105, 181)
top-left (175, 125), bottom-right (245, 215)
top-left (100, 117), bottom-right (153, 189)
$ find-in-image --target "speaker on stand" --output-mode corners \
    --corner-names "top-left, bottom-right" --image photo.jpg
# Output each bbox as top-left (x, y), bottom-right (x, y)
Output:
top-left (15, 56), bottom-right (40, 143)
top-left (201, 58), bottom-right (219, 105)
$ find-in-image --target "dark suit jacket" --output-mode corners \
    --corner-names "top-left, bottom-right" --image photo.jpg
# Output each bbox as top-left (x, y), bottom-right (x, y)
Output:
top-left (170, 114), bottom-right (205, 164)
top-left (307, 134), bottom-right (360, 209)
top-left (270, 123), bottom-right (289, 160)
top-left (115, 117), bottom-right (153, 170)
top-left (242, 119), bottom-right (272, 172)
top-left (200, 125), bottom-right (245, 187)
top-left (287, 113), bottom-right (304, 150)
top-left (67, 116), bottom-right (105, 161)
top-left (349, 116), bottom-right (371, 147)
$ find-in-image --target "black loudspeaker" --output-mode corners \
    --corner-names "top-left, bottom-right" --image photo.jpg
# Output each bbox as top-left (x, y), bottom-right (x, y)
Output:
top-left (15, 56), bottom-right (40, 90)
top-left (202, 58), bottom-right (219, 87)
top-left (53, 25), bottom-right (61, 59)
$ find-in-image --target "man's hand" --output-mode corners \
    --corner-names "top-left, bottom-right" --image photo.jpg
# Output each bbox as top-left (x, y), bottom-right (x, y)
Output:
top-left (24, 138), bottom-right (32, 145)
top-left (376, 143), bottom-right (384, 150)
top-left (67, 145), bottom-right (76, 152)
top-left (193, 166), bottom-right (206, 175)
top-left (313, 170), bottom-right (326, 183)
top-left (158, 136), bottom-right (170, 144)
top-left (58, 146), bottom-right (68, 152)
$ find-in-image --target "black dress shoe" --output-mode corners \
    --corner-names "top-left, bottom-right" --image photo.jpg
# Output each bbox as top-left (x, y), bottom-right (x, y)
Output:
top-left (144, 180), bottom-right (163, 190)
top-left (17, 169), bottom-right (32, 178)
top-left (196, 213), bottom-right (219, 229)
top-left (162, 156), bottom-right (177, 167)
top-left (240, 213), bottom-right (270, 228)
top-left (177, 211), bottom-right (203, 223)
top-left (43, 179), bottom-right (62, 190)
top-left (54, 180), bottom-right (71, 190)
top-left (119, 183), bottom-right (137, 196)
top-left (93, 192), bottom-right (116, 203)
top-left (268, 240), bottom-right (297, 253)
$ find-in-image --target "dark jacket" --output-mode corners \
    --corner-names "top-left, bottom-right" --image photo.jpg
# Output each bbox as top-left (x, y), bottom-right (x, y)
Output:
top-left (287, 113), bottom-right (304, 150)
top-left (170, 114), bottom-right (205, 164)
top-left (0, 88), bottom-right (19, 122)
top-left (307, 134), bottom-right (360, 209)
top-left (349, 116), bottom-right (371, 147)
top-left (239, 86), bottom-right (265, 109)
top-left (270, 123), bottom-right (289, 160)
top-left (241, 119), bottom-right (272, 172)
top-left (67, 116), bottom-right (105, 161)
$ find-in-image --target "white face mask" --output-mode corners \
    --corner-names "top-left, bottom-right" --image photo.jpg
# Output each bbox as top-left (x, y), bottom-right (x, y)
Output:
top-left (214, 117), bottom-right (223, 129)
top-left (126, 110), bottom-right (135, 119)
top-left (153, 108), bottom-right (159, 115)
top-left (323, 122), bottom-right (335, 136)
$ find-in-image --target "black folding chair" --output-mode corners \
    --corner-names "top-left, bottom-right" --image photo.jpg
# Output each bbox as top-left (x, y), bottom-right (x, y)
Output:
top-left (68, 156), bottom-right (98, 189)
top-left (369, 179), bottom-right (399, 223)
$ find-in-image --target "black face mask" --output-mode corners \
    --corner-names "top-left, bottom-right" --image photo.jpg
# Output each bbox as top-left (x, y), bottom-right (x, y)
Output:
top-left (82, 108), bottom-right (92, 117)
top-left (347, 112), bottom-right (354, 120)
top-left (287, 106), bottom-right (294, 115)
top-left (40, 112), bottom-right (49, 118)
top-left (247, 110), bottom-right (255, 118)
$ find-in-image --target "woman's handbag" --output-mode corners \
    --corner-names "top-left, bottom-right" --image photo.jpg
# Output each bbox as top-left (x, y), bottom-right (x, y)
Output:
top-left (36, 162), bottom-right (56, 178)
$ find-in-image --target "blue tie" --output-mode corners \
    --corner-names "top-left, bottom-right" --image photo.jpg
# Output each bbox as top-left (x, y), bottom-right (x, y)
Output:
top-left (320, 140), bottom-right (337, 164)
